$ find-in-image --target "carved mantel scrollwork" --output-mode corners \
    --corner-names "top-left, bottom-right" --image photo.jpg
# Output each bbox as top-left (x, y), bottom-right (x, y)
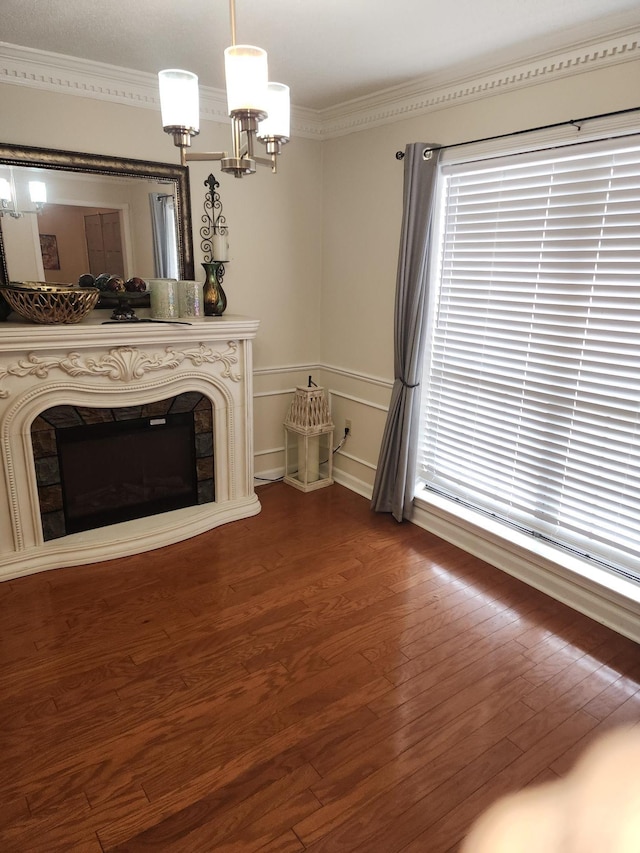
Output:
top-left (0, 342), bottom-right (242, 398)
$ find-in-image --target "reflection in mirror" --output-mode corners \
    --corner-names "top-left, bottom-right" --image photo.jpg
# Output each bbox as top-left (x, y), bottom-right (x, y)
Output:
top-left (0, 144), bottom-right (193, 318)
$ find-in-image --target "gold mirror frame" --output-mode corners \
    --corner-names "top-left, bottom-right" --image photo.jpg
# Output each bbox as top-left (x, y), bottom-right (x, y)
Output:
top-left (0, 143), bottom-right (194, 318)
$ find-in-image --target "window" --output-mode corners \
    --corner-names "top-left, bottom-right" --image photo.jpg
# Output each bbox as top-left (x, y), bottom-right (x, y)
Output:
top-left (417, 135), bottom-right (640, 582)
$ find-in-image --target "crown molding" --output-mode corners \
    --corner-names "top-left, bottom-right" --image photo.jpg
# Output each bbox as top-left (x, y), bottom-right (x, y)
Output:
top-left (319, 25), bottom-right (640, 138)
top-left (1, 27), bottom-right (639, 143)
top-left (0, 42), bottom-right (324, 141)
top-left (0, 42), bottom-right (160, 107)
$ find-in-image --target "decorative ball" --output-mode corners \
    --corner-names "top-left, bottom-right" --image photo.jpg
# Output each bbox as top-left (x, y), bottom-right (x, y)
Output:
top-left (94, 273), bottom-right (111, 291)
top-left (105, 275), bottom-right (126, 292)
top-left (125, 276), bottom-right (147, 292)
top-left (78, 273), bottom-right (95, 288)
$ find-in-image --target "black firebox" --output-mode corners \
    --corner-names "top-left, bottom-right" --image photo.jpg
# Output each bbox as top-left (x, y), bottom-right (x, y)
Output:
top-left (57, 412), bottom-right (198, 534)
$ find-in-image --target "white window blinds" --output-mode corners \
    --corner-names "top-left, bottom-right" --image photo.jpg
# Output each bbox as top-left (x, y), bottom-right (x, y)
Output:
top-left (417, 136), bottom-right (640, 580)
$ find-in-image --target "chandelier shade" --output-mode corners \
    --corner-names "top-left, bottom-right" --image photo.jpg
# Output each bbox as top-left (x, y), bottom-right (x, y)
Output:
top-left (224, 45), bottom-right (269, 114)
top-left (258, 83), bottom-right (290, 141)
top-left (0, 170), bottom-right (47, 217)
top-left (158, 69), bottom-right (200, 136)
top-left (28, 181), bottom-right (47, 205)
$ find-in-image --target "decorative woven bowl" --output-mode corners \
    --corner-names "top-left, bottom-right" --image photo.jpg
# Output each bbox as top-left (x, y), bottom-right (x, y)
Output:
top-left (1, 284), bottom-right (100, 324)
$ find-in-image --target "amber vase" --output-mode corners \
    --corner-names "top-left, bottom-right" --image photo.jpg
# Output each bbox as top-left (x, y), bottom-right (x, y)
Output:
top-left (202, 261), bottom-right (227, 316)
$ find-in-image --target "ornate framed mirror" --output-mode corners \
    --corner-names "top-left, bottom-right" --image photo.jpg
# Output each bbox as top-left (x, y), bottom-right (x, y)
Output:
top-left (0, 143), bottom-right (194, 319)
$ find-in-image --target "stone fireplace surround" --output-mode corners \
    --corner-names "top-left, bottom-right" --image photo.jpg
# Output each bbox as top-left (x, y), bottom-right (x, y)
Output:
top-left (33, 394), bottom-right (215, 541)
top-left (0, 312), bottom-right (260, 581)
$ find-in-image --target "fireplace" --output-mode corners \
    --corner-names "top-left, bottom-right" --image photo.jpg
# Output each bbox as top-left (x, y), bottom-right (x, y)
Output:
top-left (0, 313), bottom-right (260, 580)
top-left (33, 394), bottom-right (214, 540)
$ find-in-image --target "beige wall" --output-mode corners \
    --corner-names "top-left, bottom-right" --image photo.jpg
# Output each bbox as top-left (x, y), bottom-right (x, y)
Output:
top-left (0, 83), bottom-right (324, 484)
top-left (1, 59), bottom-right (640, 490)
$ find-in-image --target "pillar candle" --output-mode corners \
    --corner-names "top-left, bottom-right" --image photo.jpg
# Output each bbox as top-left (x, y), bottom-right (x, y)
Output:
top-left (212, 232), bottom-right (229, 262)
top-left (148, 278), bottom-right (178, 319)
top-left (177, 280), bottom-right (203, 318)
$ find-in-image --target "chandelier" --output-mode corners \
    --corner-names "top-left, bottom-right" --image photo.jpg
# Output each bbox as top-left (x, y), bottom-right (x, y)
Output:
top-left (0, 170), bottom-right (46, 218)
top-left (158, 0), bottom-right (290, 178)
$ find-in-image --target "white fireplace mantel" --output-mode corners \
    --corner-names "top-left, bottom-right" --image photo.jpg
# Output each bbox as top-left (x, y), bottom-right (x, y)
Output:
top-left (0, 312), bottom-right (261, 581)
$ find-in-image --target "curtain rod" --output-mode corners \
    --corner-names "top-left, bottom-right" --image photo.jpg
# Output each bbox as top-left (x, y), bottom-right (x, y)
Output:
top-left (394, 105), bottom-right (640, 160)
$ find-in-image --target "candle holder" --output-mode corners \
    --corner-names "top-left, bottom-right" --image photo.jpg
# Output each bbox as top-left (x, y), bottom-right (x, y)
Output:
top-left (200, 174), bottom-right (229, 316)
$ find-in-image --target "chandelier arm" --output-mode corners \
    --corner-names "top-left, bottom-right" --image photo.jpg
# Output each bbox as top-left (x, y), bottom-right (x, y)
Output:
top-left (185, 152), bottom-right (228, 162)
top-left (253, 154), bottom-right (278, 172)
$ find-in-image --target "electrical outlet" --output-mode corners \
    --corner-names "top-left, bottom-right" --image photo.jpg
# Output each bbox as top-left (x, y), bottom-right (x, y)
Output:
top-left (345, 419), bottom-right (352, 434)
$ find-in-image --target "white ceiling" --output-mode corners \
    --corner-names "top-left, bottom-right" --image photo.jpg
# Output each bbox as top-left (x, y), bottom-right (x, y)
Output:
top-left (2, 0), bottom-right (640, 111)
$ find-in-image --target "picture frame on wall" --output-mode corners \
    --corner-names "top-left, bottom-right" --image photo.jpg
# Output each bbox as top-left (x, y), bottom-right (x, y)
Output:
top-left (39, 234), bottom-right (60, 270)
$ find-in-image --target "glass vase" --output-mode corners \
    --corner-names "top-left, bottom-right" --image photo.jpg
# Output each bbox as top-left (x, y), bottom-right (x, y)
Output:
top-left (202, 262), bottom-right (227, 317)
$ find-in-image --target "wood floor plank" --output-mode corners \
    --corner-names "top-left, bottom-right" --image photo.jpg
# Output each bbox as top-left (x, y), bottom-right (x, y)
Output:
top-left (551, 693), bottom-right (640, 779)
top-left (381, 606), bottom-right (523, 685)
top-left (397, 711), bottom-right (600, 853)
top-left (582, 673), bottom-right (640, 720)
top-left (105, 763), bottom-right (321, 852)
top-left (398, 766), bottom-right (562, 853)
top-left (309, 670), bottom-right (532, 783)
top-left (297, 704), bottom-right (528, 852)
top-left (298, 686), bottom-right (534, 845)
top-left (1, 482), bottom-right (638, 852)
top-left (350, 738), bottom-right (523, 853)
top-left (96, 680), bottom-right (390, 849)
top-left (136, 654), bottom-right (388, 803)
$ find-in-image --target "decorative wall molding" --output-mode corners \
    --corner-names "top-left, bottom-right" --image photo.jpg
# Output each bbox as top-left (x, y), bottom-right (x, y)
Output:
top-left (322, 363), bottom-right (394, 390)
top-left (253, 362), bottom-right (322, 378)
top-left (329, 389), bottom-right (389, 413)
top-left (2, 24), bottom-right (639, 142)
top-left (252, 361), bottom-right (387, 496)
top-left (255, 445), bottom-right (285, 458)
top-left (253, 363), bottom-right (392, 395)
top-left (254, 388), bottom-right (296, 399)
top-left (338, 449), bottom-right (376, 471)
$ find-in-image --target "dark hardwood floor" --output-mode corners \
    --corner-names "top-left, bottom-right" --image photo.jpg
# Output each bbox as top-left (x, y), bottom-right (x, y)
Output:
top-left (1, 482), bottom-right (639, 852)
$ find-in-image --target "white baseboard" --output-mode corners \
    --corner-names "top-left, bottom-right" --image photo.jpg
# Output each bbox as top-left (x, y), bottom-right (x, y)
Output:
top-left (411, 499), bottom-right (640, 645)
top-left (254, 467), bottom-right (285, 489)
top-left (332, 469), bottom-right (373, 500)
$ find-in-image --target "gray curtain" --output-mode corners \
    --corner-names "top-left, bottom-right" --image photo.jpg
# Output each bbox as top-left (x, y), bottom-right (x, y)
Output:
top-left (149, 192), bottom-right (179, 278)
top-left (371, 142), bottom-right (441, 522)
